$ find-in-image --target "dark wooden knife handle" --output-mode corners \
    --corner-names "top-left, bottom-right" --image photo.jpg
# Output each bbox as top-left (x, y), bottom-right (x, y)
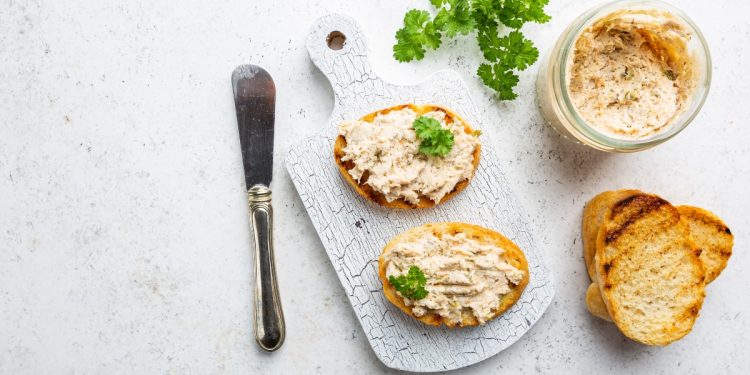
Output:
top-left (248, 184), bottom-right (285, 351)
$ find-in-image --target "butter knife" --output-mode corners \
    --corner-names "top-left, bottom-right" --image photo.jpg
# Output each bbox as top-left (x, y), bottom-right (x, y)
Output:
top-left (232, 64), bottom-right (285, 352)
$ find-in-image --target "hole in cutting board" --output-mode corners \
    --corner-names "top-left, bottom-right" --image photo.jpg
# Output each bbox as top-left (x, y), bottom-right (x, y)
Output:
top-left (326, 31), bottom-right (346, 50)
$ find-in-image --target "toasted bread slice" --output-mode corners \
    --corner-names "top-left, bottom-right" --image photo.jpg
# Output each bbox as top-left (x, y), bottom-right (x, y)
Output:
top-left (586, 205), bottom-right (734, 321)
top-left (334, 104), bottom-right (481, 209)
top-left (582, 189), bottom-right (643, 280)
top-left (678, 206), bottom-right (734, 283)
top-left (586, 282), bottom-right (613, 322)
top-left (594, 193), bottom-right (706, 346)
top-left (378, 222), bottom-right (529, 328)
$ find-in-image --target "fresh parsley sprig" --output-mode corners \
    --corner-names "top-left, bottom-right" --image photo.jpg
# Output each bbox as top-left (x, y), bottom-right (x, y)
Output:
top-left (393, 10), bottom-right (442, 62)
top-left (394, 0), bottom-right (551, 100)
top-left (413, 116), bottom-right (454, 157)
top-left (388, 266), bottom-right (429, 300)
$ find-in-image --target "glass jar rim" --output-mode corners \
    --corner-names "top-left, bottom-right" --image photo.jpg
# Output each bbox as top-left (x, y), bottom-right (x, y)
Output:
top-left (553, 0), bottom-right (712, 151)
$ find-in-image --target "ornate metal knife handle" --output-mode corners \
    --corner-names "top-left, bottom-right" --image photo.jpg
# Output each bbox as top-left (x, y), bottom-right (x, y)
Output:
top-left (248, 184), bottom-right (285, 351)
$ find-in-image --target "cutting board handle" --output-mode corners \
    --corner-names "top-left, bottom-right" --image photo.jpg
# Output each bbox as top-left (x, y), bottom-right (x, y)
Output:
top-left (306, 14), bottom-right (379, 102)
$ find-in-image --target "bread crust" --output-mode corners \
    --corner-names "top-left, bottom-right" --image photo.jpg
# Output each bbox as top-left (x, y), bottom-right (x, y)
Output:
top-left (333, 104), bottom-right (481, 209)
top-left (378, 222), bottom-right (529, 328)
top-left (594, 193), bottom-right (706, 346)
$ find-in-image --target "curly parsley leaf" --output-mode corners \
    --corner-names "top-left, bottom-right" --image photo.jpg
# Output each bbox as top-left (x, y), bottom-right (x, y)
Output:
top-left (471, 0), bottom-right (499, 29)
top-left (393, 10), bottom-right (443, 62)
top-left (476, 24), bottom-right (502, 62)
top-left (478, 29), bottom-right (538, 70)
top-left (498, 0), bottom-right (551, 28)
top-left (413, 116), bottom-right (455, 157)
top-left (393, 0), bottom-right (551, 101)
top-left (478, 63), bottom-right (520, 100)
top-left (435, 0), bottom-right (475, 38)
top-left (388, 266), bottom-right (429, 300)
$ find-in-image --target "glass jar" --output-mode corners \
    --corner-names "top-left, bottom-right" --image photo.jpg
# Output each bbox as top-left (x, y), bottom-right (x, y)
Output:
top-left (536, 0), bottom-right (712, 152)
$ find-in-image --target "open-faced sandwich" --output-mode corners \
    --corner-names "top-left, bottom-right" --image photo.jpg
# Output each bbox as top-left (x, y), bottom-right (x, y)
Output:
top-left (582, 190), bottom-right (734, 345)
top-left (334, 104), bottom-right (481, 209)
top-left (378, 222), bottom-right (529, 327)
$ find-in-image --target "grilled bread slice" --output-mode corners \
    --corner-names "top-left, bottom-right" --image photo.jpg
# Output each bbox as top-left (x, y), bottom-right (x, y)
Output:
top-left (585, 200), bottom-right (734, 322)
top-left (582, 189), bottom-right (643, 280)
top-left (594, 193), bottom-right (706, 346)
top-left (378, 222), bottom-right (529, 328)
top-left (334, 104), bottom-right (481, 209)
top-left (677, 206), bottom-right (734, 284)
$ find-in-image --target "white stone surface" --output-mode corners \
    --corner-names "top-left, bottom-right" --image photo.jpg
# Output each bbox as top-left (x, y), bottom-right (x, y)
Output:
top-left (1, 0), bottom-right (748, 373)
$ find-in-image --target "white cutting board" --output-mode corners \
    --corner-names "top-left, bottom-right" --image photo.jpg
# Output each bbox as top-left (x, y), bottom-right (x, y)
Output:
top-left (285, 14), bottom-right (554, 372)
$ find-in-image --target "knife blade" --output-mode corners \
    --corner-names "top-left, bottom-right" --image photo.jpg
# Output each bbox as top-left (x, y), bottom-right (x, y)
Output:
top-left (232, 65), bottom-right (274, 187)
top-left (232, 64), bottom-right (285, 352)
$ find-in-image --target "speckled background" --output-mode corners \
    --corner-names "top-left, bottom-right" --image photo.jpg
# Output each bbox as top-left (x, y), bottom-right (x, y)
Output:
top-left (1, 0), bottom-right (748, 374)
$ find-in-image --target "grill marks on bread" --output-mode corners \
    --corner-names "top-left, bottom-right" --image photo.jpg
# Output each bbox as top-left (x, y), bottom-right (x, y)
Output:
top-left (582, 189), bottom-right (643, 280)
top-left (604, 194), bottom-right (672, 244)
